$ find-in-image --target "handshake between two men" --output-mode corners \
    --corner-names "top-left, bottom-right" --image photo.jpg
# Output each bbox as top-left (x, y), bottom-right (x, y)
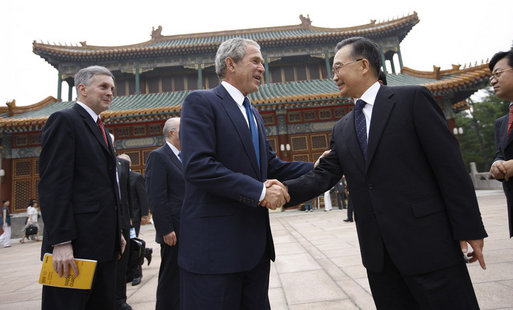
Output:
top-left (259, 149), bottom-right (331, 210)
top-left (259, 179), bottom-right (290, 210)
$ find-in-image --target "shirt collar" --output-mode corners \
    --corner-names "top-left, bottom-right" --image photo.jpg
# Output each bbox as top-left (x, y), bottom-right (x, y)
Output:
top-left (77, 101), bottom-right (100, 122)
top-left (221, 81), bottom-right (245, 107)
top-left (354, 81), bottom-right (381, 106)
top-left (166, 141), bottom-right (180, 158)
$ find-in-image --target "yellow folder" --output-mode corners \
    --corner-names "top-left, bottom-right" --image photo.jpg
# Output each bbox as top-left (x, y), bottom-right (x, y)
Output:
top-left (39, 253), bottom-right (97, 290)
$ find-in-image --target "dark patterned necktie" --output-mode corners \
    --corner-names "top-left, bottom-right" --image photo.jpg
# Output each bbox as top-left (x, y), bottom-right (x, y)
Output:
top-left (354, 99), bottom-right (368, 159)
top-left (243, 97), bottom-right (260, 168)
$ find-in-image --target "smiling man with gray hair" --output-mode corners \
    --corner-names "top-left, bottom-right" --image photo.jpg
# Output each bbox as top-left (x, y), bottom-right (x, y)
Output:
top-left (178, 38), bottom-right (314, 309)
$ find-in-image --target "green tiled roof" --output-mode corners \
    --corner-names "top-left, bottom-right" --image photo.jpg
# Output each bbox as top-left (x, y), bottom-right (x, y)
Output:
top-left (32, 13), bottom-right (419, 65)
top-left (5, 73), bottom-right (442, 120)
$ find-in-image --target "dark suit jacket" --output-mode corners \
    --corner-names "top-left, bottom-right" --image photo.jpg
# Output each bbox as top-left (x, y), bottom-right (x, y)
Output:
top-left (179, 84), bottom-right (313, 274)
top-left (493, 114), bottom-right (513, 237)
top-left (285, 85), bottom-right (487, 276)
top-left (145, 144), bottom-right (184, 244)
top-left (129, 171), bottom-right (149, 230)
top-left (117, 158), bottom-right (133, 232)
top-left (38, 104), bottom-right (120, 262)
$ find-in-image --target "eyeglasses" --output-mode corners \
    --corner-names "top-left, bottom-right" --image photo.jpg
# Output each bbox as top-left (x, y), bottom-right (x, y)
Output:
top-left (332, 59), bottom-right (363, 77)
top-left (490, 68), bottom-right (513, 82)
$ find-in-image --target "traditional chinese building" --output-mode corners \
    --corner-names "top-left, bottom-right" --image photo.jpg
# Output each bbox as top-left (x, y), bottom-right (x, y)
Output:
top-left (0, 13), bottom-right (491, 212)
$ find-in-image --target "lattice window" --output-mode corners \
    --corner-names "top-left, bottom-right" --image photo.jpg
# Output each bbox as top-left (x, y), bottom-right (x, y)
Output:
top-left (303, 110), bottom-right (317, 122)
top-left (333, 107), bottom-right (348, 119)
top-left (34, 159), bottom-right (39, 175)
top-left (116, 127), bottom-right (131, 138)
top-left (288, 111), bottom-right (301, 123)
top-left (13, 180), bottom-right (31, 212)
top-left (266, 137), bottom-right (278, 153)
top-left (126, 151), bottom-right (141, 166)
top-left (30, 133), bottom-right (41, 145)
top-left (312, 152), bottom-right (325, 162)
top-left (14, 135), bottom-right (28, 147)
top-left (15, 161), bottom-right (31, 177)
top-left (319, 109), bottom-right (332, 120)
top-left (133, 125), bottom-right (147, 137)
top-left (148, 123), bottom-right (162, 136)
top-left (292, 154), bottom-right (310, 162)
top-left (261, 113), bottom-right (276, 126)
top-left (291, 136), bottom-right (308, 151)
top-left (311, 135), bottom-right (328, 150)
top-left (143, 150), bottom-right (154, 167)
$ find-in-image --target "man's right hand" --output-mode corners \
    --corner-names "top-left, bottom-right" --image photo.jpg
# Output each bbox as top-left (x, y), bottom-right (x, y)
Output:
top-left (163, 231), bottom-right (177, 246)
top-left (52, 243), bottom-right (78, 278)
top-left (259, 179), bottom-right (290, 210)
top-left (490, 160), bottom-right (507, 180)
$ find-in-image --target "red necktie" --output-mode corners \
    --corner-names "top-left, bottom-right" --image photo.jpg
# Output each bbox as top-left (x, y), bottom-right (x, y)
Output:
top-left (508, 107), bottom-right (513, 137)
top-left (97, 117), bottom-right (108, 147)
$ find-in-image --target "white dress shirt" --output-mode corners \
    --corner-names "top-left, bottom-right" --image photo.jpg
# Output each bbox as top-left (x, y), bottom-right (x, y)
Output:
top-left (220, 81), bottom-right (266, 202)
top-left (354, 81), bottom-right (381, 139)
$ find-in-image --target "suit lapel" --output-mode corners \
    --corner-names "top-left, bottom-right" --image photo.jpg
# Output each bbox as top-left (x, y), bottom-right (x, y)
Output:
top-left (163, 144), bottom-right (183, 172)
top-left (74, 104), bottom-right (113, 155)
top-left (502, 116), bottom-right (513, 150)
top-left (365, 86), bottom-right (395, 172)
top-left (215, 86), bottom-right (261, 177)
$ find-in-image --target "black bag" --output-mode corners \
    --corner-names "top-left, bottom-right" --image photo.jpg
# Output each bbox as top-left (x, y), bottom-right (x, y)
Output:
top-left (127, 237), bottom-right (145, 271)
top-left (25, 225), bottom-right (38, 236)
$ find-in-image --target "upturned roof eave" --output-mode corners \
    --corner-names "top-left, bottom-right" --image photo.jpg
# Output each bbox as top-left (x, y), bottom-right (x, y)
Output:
top-left (32, 12), bottom-right (419, 63)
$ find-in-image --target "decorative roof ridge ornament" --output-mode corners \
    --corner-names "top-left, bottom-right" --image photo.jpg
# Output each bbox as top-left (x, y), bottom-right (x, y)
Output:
top-left (299, 14), bottom-right (311, 28)
top-left (151, 25), bottom-right (163, 40)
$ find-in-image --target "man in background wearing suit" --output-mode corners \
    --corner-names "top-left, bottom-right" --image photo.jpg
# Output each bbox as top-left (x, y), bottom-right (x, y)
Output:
top-left (145, 117), bottom-right (183, 310)
top-left (114, 150), bottom-right (133, 310)
top-left (179, 38), bottom-right (314, 309)
top-left (38, 65), bottom-right (125, 309)
top-left (284, 37), bottom-right (487, 309)
top-left (489, 50), bottom-right (513, 238)
top-left (118, 153), bottom-right (151, 286)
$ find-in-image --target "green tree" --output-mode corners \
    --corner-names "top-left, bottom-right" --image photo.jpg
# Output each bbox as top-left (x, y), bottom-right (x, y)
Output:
top-left (455, 87), bottom-right (509, 172)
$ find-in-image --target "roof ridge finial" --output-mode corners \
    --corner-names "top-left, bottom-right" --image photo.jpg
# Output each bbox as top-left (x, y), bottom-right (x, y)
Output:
top-left (151, 25), bottom-right (163, 40)
top-left (299, 14), bottom-right (311, 27)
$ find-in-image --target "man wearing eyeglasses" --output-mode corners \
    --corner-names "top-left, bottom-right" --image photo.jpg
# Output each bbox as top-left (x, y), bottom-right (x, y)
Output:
top-left (489, 50), bottom-right (513, 239)
top-left (283, 37), bottom-right (487, 309)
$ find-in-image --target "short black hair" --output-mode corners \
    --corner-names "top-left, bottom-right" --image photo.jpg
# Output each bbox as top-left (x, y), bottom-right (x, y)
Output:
top-left (489, 51), bottom-right (513, 71)
top-left (335, 37), bottom-right (381, 77)
top-left (378, 71), bottom-right (387, 85)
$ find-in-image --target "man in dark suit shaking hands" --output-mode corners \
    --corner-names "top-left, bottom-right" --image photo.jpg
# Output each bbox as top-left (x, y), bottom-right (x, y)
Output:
top-left (145, 117), bottom-right (183, 310)
top-left (489, 50), bottom-right (513, 238)
top-left (179, 38), bottom-right (314, 309)
top-left (38, 65), bottom-right (125, 309)
top-left (284, 37), bottom-right (487, 309)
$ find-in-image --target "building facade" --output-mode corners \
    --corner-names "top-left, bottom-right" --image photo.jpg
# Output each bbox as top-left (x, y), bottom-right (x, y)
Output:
top-left (0, 13), bottom-right (490, 212)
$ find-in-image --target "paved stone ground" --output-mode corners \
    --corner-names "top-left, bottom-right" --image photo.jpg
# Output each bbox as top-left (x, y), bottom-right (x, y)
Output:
top-left (0, 190), bottom-right (512, 309)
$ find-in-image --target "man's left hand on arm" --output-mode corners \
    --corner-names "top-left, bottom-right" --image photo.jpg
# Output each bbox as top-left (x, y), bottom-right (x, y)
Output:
top-left (460, 239), bottom-right (486, 270)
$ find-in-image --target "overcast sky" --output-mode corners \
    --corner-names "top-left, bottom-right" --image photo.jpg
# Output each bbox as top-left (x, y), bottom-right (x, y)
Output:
top-left (1, 0), bottom-right (512, 106)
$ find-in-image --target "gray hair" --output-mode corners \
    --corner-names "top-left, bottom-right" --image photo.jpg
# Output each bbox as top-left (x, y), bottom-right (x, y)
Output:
top-left (74, 65), bottom-right (114, 93)
top-left (215, 38), bottom-right (260, 79)
top-left (118, 153), bottom-right (131, 165)
top-left (163, 117), bottom-right (180, 138)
